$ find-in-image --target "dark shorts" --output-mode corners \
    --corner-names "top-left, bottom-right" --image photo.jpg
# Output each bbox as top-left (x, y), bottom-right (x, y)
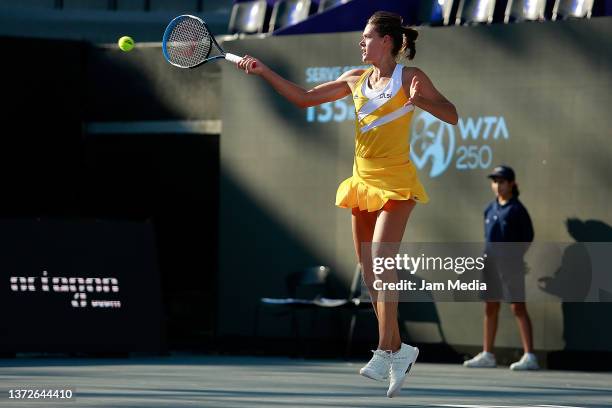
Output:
top-left (480, 256), bottom-right (526, 302)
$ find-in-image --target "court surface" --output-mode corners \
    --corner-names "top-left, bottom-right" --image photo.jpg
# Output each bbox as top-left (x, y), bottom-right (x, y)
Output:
top-left (1, 355), bottom-right (610, 407)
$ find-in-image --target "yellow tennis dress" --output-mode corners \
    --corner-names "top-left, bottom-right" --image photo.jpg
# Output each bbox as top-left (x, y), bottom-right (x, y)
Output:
top-left (335, 64), bottom-right (429, 212)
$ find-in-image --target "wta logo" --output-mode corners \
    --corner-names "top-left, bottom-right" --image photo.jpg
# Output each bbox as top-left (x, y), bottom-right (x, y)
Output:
top-left (410, 111), bottom-right (510, 178)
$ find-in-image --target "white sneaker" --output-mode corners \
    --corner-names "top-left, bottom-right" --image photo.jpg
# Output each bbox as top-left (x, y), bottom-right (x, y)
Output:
top-left (359, 349), bottom-right (392, 381)
top-left (387, 343), bottom-right (419, 398)
top-left (463, 351), bottom-right (496, 368)
top-left (510, 353), bottom-right (539, 371)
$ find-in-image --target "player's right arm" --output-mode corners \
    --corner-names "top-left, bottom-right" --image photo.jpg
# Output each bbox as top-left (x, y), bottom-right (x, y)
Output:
top-left (237, 55), bottom-right (363, 108)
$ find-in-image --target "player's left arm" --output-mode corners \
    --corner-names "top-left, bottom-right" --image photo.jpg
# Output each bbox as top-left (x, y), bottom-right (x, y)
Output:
top-left (403, 67), bottom-right (458, 125)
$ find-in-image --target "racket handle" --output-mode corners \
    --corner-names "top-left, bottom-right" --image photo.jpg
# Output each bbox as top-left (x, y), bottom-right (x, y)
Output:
top-left (225, 53), bottom-right (243, 63)
top-left (225, 53), bottom-right (257, 69)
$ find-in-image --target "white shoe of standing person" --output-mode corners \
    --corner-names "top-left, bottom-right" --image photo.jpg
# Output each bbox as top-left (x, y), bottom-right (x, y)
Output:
top-left (359, 349), bottom-right (392, 381)
top-left (463, 351), bottom-right (497, 368)
top-left (510, 353), bottom-right (539, 371)
top-left (387, 343), bottom-right (419, 398)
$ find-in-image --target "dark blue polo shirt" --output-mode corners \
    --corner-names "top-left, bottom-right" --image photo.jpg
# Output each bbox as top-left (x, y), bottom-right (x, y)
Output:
top-left (484, 197), bottom-right (534, 243)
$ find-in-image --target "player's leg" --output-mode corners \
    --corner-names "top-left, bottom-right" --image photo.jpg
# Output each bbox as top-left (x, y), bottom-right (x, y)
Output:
top-left (371, 199), bottom-right (415, 351)
top-left (352, 207), bottom-right (379, 318)
top-left (353, 207), bottom-right (393, 382)
top-left (371, 199), bottom-right (419, 398)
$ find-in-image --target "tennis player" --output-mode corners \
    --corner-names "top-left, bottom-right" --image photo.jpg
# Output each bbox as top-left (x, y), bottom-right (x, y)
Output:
top-left (237, 11), bottom-right (458, 397)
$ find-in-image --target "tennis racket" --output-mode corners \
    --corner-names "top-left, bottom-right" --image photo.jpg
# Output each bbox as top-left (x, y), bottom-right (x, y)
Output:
top-left (162, 14), bottom-right (247, 68)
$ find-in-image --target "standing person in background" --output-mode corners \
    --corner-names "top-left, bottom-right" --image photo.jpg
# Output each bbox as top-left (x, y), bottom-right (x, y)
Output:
top-left (464, 165), bottom-right (539, 371)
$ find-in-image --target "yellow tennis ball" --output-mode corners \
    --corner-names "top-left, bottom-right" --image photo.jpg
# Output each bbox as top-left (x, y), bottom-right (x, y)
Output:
top-left (118, 36), bottom-right (135, 52)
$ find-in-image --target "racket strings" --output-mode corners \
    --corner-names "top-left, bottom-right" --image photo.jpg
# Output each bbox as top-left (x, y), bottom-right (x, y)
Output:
top-left (165, 17), bottom-right (213, 68)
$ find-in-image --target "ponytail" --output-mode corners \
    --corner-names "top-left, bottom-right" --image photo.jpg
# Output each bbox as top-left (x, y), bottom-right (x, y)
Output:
top-left (401, 26), bottom-right (418, 60)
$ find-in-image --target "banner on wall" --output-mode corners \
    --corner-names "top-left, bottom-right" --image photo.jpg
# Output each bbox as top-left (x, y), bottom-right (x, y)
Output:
top-left (0, 219), bottom-right (163, 352)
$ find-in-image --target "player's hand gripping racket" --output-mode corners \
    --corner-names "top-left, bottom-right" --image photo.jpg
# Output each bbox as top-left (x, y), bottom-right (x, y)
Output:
top-left (162, 14), bottom-right (249, 68)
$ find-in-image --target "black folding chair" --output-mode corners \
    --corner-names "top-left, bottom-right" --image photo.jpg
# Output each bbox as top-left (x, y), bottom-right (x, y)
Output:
top-left (254, 265), bottom-right (348, 356)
